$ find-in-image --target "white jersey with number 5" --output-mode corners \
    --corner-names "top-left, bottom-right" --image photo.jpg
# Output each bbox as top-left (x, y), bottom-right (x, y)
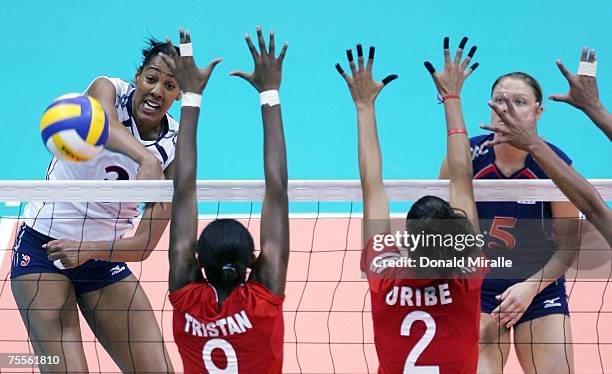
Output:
top-left (24, 77), bottom-right (178, 241)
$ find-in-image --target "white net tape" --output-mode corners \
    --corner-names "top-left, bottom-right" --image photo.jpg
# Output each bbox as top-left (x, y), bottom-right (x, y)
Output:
top-left (0, 179), bottom-right (610, 202)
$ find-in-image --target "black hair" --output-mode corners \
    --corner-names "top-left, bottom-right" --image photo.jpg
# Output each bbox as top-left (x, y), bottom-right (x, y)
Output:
top-left (197, 219), bottom-right (255, 288)
top-left (406, 196), bottom-right (481, 278)
top-left (491, 71), bottom-right (543, 105)
top-left (139, 38), bottom-right (180, 71)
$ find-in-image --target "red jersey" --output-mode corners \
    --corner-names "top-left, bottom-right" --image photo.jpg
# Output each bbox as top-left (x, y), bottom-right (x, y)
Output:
top-left (361, 236), bottom-right (483, 374)
top-left (169, 280), bottom-right (284, 374)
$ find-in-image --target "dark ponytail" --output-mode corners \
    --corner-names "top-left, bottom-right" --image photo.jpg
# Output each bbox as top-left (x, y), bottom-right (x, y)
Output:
top-left (221, 263), bottom-right (240, 283)
top-left (197, 219), bottom-right (254, 288)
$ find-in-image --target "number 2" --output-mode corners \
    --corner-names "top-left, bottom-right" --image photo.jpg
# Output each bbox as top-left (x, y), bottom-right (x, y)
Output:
top-left (202, 338), bottom-right (238, 373)
top-left (401, 311), bottom-right (439, 374)
top-left (104, 165), bottom-right (130, 180)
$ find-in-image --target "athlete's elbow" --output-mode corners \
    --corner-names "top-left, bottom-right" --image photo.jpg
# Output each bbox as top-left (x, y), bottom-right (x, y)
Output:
top-left (127, 247), bottom-right (155, 262)
top-left (266, 174), bottom-right (288, 196)
top-left (579, 192), bottom-right (609, 222)
top-left (586, 205), bottom-right (612, 229)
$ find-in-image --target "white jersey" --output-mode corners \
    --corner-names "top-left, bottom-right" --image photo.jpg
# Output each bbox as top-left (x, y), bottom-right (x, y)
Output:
top-left (24, 77), bottom-right (178, 241)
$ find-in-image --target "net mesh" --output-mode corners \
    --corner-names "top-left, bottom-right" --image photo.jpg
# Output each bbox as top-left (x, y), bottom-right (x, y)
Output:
top-left (0, 180), bottom-right (611, 373)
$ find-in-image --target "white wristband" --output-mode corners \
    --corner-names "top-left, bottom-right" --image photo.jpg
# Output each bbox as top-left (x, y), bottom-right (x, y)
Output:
top-left (181, 92), bottom-right (202, 108)
top-left (179, 43), bottom-right (193, 57)
top-left (577, 61), bottom-right (597, 77)
top-left (53, 259), bottom-right (65, 270)
top-left (260, 90), bottom-right (280, 107)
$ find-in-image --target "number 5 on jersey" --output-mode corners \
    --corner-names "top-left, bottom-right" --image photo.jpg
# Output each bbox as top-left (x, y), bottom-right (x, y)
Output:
top-left (487, 216), bottom-right (517, 249)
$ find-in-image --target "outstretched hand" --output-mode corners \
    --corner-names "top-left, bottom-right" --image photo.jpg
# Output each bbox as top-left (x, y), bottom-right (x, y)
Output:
top-left (44, 240), bottom-right (97, 269)
top-left (424, 36), bottom-right (479, 97)
top-left (158, 28), bottom-right (222, 94)
top-left (491, 281), bottom-right (540, 328)
top-left (335, 44), bottom-right (397, 107)
top-left (549, 47), bottom-right (600, 111)
top-left (230, 26), bottom-right (288, 92)
top-left (480, 95), bottom-right (539, 150)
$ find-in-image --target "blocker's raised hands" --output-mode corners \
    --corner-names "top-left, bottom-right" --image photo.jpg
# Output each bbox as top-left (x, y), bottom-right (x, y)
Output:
top-left (230, 26), bottom-right (288, 92)
top-left (549, 47), bottom-right (601, 111)
top-left (424, 36), bottom-right (479, 97)
top-left (481, 94), bottom-right (538, 150)
top-left (335, 44), bottom-right (398, 107)
top-left (159, 28), bottom-right (222, 94)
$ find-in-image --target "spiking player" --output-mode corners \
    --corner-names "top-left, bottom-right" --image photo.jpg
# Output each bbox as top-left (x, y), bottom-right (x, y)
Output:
top-left (11, 38), bottom-right (182, 372)
top-left (337, 37), bottom-right (483, 373)
top-left (163, 27), bottom-right (289, 373)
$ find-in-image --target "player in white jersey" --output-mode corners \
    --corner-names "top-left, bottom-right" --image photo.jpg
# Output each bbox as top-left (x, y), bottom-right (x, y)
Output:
top-left (11, 39), bottom-right (180, 373)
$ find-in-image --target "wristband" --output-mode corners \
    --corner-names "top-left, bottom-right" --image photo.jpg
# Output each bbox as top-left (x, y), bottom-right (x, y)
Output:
top-left (179, 43), bottom-right (193, 57)
top-left (438, 94), bottom-right (460, 104)
top-left (53, 259), bottom-right (65, 270)
top-left (447, 128), bottom-right (467, 136)
top-left (577, 61), bottom-right (597, 77)
top-left (181, 92), bottom-right (202, 108)
top-left (260, 90), bottom-right (280, 107)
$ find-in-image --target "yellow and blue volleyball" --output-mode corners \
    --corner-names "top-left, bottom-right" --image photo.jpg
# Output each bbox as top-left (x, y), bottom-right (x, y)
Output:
top-left (40, 94), bottom-right (109, 162)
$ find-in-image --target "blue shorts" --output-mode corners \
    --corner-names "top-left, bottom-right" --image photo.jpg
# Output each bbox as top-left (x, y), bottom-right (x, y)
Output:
top-left (481, 277), bottom-right (569, 325)
top-left (10, 224), bottom-right (133, 296)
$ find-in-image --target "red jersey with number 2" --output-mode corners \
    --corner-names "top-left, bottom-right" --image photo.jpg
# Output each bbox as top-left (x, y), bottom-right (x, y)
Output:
top-left (169, 281), bottom-right (284, 374)
top-left (361, 236), bottom-right (483, 374)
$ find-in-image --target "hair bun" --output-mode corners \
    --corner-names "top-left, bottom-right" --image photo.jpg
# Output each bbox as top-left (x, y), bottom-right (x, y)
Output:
top-left (221, 263), bottom-right (239, 282)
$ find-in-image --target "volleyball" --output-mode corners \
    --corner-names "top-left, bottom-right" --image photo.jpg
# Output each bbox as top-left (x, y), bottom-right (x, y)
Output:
top-left (40, 94), bottom-right (109, 162)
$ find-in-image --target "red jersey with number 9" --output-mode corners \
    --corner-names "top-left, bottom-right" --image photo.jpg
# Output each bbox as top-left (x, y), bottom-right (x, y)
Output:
top-left (361, 237), bottom-right (483, 374)
top-left (169, 281), bottom-right (284, 374)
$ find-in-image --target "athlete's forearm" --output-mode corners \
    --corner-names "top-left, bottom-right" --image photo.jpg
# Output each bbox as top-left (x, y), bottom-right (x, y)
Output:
top-left (262, 104), bottom-right (288, 199)
top-left (356, 103), bottom-right (390, 239)
top-left (86, 234), bottom-right (162, 262)
top-left (526, 204), bottom-right (582, 288)
top-left (168, 105), bottom-right (202, 291)
top-left (257, 103), bottom-right (289, 293)
top-left (169, 106), bottom-right (200, 256)
top-left (85, 203), bottom-right (170, 262)
top-left (443, 99), bottom-right (477, 229)
top-left (528, 137), bottom-right (611, 236)
top-left (582, 102), bottom-right (612, 140)
top-left (106, 119), bottom-right (158, 165)
top-left (357, 104), bottom-right (384, 190)
top-left (444, 100), bottom-right (472, 187)
top-left (525, 247), bottom-right (578, 290)
top-left (172, 107), bottom-right (199, 193)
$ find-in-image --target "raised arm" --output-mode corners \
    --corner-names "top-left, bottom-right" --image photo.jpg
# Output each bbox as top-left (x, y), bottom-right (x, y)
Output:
top-left (482, 96), bottom-right (605, 327)
top-left (87, 77), bottom-right (165, 180)
top-left (230, 27), bottom-right (289, 296)
top-left (44, 77), bottom-right (177, 268)
top-left (482, 96), bottom-right (612, 246)
top-left (336, 45), bottom-right (397, 242)
top-left (549, 47), bottom-right (612, 140)
top-left (424, 37), bottom-right (480, 231)
top-left (159, 29), bottom-right (222, 292)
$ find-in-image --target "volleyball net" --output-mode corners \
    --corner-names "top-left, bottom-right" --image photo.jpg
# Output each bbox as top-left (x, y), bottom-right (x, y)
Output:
top-left (0, 180), bottom-right (610, 373)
